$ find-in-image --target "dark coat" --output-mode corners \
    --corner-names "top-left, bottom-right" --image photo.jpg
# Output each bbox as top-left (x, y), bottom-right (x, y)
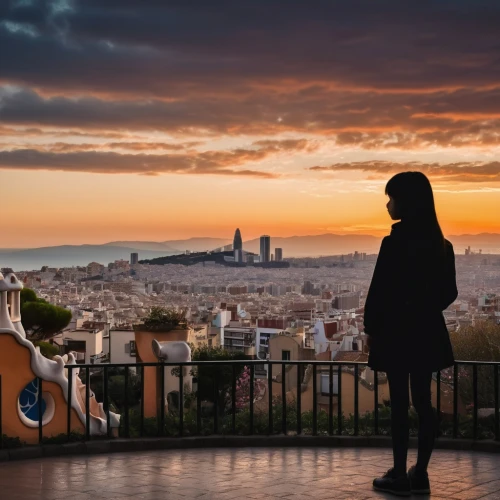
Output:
top-left (364, 221), bottom-right (458, 373)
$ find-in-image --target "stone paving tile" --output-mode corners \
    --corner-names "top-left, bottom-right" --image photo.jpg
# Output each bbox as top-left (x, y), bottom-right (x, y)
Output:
top-left (1, 448), bottom-right (499, 499)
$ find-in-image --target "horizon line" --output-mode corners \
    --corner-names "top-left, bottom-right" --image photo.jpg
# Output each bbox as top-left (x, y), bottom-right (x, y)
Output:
top-left (2, 230), bottom-right (500, 251)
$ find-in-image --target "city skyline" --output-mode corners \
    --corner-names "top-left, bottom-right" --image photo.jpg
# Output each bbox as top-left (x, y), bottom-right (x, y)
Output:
top-left (3, 226), bottom-right (500, 252)
top-left (1, 2), bottom-right (500, 247)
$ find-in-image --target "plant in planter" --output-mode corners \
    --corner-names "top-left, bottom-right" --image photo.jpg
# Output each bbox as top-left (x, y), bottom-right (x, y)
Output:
top-left (138, 306), bottom-right (188, 332)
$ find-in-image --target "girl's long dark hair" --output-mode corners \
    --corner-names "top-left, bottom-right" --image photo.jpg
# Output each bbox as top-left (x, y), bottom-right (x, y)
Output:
top-left (385, 171), bottom-right (445, 252)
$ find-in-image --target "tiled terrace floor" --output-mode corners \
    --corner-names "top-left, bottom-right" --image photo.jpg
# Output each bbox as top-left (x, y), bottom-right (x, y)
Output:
top-left (0, 448), bottom-right (499, 500)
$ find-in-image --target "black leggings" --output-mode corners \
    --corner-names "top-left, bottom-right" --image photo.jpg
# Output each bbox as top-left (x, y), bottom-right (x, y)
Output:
top-left (387, 371), bottom-right (435, 475)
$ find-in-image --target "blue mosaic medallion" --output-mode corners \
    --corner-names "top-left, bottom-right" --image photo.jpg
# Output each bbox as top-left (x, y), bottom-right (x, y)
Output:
top-left (19, 378), bottom-right (46, 422)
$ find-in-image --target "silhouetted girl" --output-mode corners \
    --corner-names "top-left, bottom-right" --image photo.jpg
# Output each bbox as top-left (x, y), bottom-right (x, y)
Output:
top-left (364, 171), bottom-right (458, 497)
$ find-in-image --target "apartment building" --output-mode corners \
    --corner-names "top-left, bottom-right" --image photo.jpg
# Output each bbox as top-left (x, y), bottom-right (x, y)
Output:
top-left (56, 321), bottom-right (108, 364)
top-left (103, 328), bottom-right (137, 365)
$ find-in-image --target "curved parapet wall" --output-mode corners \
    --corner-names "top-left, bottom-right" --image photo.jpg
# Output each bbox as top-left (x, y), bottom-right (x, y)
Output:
top-left (0, 327), bottom-right (120, 443)
top-left (152, 339), bottom-right (191, 365)
top-left (152, 340), bottom-right (193, 417)
top-left (1, 329), bottom-right (82, 443)
top-left (0, 270), bottom-right (119, 444)
top-left (0, 271), bottom-right (17, 334)
top-left (134, 328), bottom-right (192, 417)
top-left (0, 270), bottom-right (26, 338)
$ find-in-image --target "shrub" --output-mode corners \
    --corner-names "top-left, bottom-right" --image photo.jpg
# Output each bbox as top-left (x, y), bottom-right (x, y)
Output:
top-left (20, 288), bottom-right (72, 341)
top-left (41, 431), bottom-right (84, 445)
top-left (450, 321), bottom-right (500, 362)
top-left (34, 341), bottom-right (60, 359)
top-left (140, 307), bottom-right (187, 331)
top-left (1, 434), bottom-right (23, 449)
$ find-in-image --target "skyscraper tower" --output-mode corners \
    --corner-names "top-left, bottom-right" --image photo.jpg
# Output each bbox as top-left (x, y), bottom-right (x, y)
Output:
top-left (275, 248), bottom-right (283, 262)
top-left (130, 253), bottom-right (139, 265)
top-left (260, 235), bottom-right (271, 263)
top-left (233, 228), bottom-right (243, 251)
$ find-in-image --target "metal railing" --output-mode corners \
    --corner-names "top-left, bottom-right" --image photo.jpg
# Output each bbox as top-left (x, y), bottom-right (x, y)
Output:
top-left (1, 360), bottom-right (499, 448)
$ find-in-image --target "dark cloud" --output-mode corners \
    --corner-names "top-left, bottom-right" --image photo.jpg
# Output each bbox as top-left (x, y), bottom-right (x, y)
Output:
top-left (1, 0), bottom-right (499, 163)
top-left (251, 139), bottom-right (318, 152)
top-left (1, 87), bottom-right (500, 148)
top-left (1, 1), bottom-right (500, 97)
top-left (0, 139), bottom-right (316, 176)
top-left (4, 138), bottom-right (313, 155)
top-left (0, 125), bottom-right (135, 139)
top-left (309, 161), bottom-right (500, 182)
top-left (37, 141), bottom-right (203, 152)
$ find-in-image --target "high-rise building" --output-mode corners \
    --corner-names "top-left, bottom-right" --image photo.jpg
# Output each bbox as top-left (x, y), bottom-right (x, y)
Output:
top-left (130, 253), bottom-right (139, 265)
top-left (302, 280), bottom-right (314, 295)
top-left (275, 248), bottom-right (283, 262)
top-left (260, 235), bottom-right (271, 263)
top-left (332, 291), bottom-right (361, 311)
top-left (233, 228), bottom-right (243, 251)
top-left (234, 249), bottom-right (244, 263)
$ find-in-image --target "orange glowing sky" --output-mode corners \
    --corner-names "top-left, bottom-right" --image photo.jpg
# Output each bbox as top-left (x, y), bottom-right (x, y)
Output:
top-left (1, 1), bottom-right (500, 248)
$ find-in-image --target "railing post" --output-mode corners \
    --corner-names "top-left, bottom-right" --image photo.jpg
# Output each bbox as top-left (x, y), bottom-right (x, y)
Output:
top-left (354, 364), bottom-right (359, 436)
top-left (85, 367), bottom-right (90, 441)
top-left (159, 363), bottom-right (165, 436)
top-left (231, 364), bottom-right (236, 434)
top-left (436, 370), bottom-right (441, 438)
top-left (453, 363), bottom-right (458, 439)
top-left (328, 364), bottom-right (333, 436)
top-left (213, 367), bottom-right (219, 434)
top-left (282, 362), bottom-right (287, 435)
top-left (67, 365), bottom-right (73, 441)
top-left (297, 362), bottom-right (302, 435)
top-left (0, 374), bottom-right (2, 450)
top-left (495, 364), bottom-right (499, 442)
top-left (374, 370), bottom-right (379, 435)
top-left (473, 364), bottom-right (478, 440)
top-left (38, 377), bottom-right (43, 444)
top-left (104, 366), bottom-right (111, 438)
top-left (337, 364), bottom-right (343, 435)
top-left (268, 362), bottom-right (273, 435)
top-left (179, 364), bottom-right (184, 437)
top-left (249, 364), bottom-right (254, 435)
top-left (196, 363), bottom-right (202, 435)
top-left (312, 364), bottom-right (317, 436)
top-left (140, 365), bottom-right (144, 438)
top-left (123, 366), bottom-right (129, 438)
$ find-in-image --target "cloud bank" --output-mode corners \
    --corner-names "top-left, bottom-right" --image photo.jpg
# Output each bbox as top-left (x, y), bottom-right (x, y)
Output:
top-left (1, 0), bottom-right (499, 178)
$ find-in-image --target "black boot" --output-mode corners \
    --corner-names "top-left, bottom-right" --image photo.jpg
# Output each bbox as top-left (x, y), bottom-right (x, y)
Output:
top-left (408, 465), bottom-right (431, 494)
top-left (373, 468), bottom-right (411, 497)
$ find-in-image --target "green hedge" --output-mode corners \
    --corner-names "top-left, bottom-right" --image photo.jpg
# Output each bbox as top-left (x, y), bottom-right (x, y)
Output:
top-left (2, 401), bottom-right (496, 449)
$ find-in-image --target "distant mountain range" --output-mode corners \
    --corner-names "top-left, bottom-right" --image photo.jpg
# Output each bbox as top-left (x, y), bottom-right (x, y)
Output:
top-left (0, 245), bottom-right (178, 272)
top-left (1, 233), bottom-right (499, 272)
top-left (104, 241), bottom-right (178, 252)
top-left (443, 233), bottom-right (500, 253)
top-left (104, 238), bottom-right (232, 253)
top-left (243, 234), bottom-right (381, 257)
top-left (163, 238), bottom-right (232, 252)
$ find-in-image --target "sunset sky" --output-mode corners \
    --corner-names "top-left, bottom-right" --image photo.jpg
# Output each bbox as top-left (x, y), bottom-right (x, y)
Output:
top-left (1, 0), bottom-right (500, 248)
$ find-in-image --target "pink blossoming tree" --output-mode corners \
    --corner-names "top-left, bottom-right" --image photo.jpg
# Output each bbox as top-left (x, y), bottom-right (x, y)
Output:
top-left (233, 366), bottom-right (266, 410)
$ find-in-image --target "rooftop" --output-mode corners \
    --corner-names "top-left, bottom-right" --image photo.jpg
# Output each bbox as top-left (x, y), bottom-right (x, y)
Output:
top-left (333, 351), bottom-right (369, 362)
top-left (1, 447), bottom-right (498, 500)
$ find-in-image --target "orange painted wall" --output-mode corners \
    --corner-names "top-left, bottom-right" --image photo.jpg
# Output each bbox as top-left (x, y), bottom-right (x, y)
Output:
top-left (134, 329), bottom-right (190, 418)
top-left (0, 334), bottom-right (84, 444)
